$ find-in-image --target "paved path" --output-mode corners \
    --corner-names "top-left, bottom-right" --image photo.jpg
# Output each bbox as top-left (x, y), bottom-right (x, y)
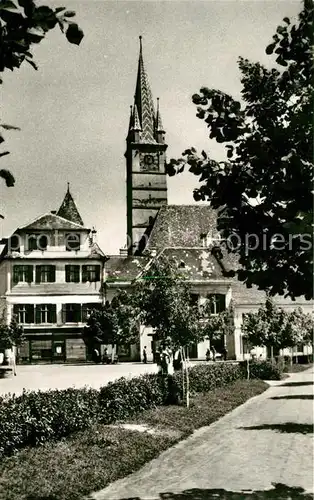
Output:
top-left (0, 362), bottom-right (158, 396)
top-left (91, 367), bottom-right (314, 500)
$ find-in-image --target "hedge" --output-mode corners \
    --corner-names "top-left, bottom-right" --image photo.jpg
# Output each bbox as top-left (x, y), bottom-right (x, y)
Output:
top-left (239, 359), bottom-right (283, 380)
top-left (0, 362), bottom-right (245, 458)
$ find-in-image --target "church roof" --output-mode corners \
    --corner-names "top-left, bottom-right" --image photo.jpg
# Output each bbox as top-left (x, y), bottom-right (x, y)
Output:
top-left (57, 185), bottom-right (84, 226)
top-left (127, 37), bottom-right (157, 145)
top-left (145, 204), bottom-right (219, 251)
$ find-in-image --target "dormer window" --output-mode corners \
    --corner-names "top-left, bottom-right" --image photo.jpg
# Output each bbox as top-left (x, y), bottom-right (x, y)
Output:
top-left (10, 235), bottom-right (20, 253)
top-left (66, 233), bottom-right (80, 251)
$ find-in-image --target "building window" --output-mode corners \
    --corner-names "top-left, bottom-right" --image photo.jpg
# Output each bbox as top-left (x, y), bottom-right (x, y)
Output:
top-left (10, 235), bottom-right (20, 252)
top-left (206, 294), bottom-right (226, 314)
top-left (27, 234), bottom-right (48, 251)
top-left (82, 265), bottom-right (100, 282)
top-left (13, 304), bottom-right (34, 324)
top-left (35, 304), bottom-right (56, 324)
top-left (13, 265), bottom-right (33, 283)
top-left (189, 294), bottom-right (199, 307)
top-left (65, 265), bottom-right (80, 283)
top-left (82, 303), bottom-right (101, 322)
top-left (63, 303), bottom-right (82, 323)
top-left (35, 265), bottom-right (56, 283)
top-left (66, 233), bottom-right (80, 251)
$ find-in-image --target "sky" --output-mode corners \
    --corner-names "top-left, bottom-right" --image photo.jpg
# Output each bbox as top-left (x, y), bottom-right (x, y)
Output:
top-left (0, 0), bottom-right (301, 254)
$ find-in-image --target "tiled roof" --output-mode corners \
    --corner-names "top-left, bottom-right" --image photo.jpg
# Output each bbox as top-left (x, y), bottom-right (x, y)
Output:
top-left (18, 213), bottom-right (87, 231)
top-left (145, 204), bottom-right (218, 251)
top-left (57, 188), bottom-right (84, 226)
top-left (157, 247), bottom-right (227, 281)
top-left (106, 255), bottom-right (151, 283)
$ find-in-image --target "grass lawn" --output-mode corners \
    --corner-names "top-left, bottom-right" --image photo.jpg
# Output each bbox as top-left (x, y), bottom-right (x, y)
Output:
top-left (0, 379), bottom-right (268, 500)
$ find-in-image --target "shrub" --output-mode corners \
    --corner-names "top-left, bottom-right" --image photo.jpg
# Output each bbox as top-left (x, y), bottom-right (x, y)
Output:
top-left (0, 387), bottom-right (99, 457)
top-left (98, 373), bottom-right (171, 423)
top-left (239, 359), bottom-right (283, 380)
top-left (0, 362), bottom-right (247, 457)
top-left (173, 362), bottom-right (243, 395)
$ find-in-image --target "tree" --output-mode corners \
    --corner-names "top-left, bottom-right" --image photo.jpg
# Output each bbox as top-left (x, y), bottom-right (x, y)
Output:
top-left (167, 0), bottom-right (313, 300)
top-left (134, 255), bottom-right (206, 407)
top-left (201, 300), bottom-right (235, 346)
top-left (82, 292), bottom-right (140, 362)
top-left (241, 297), bottom-right (308, 360)
top-left (0, 315), bottom-right (24, 350)
top-left (0, 315), bottom-right (24, 374)
top-left (0, 0), bottom-right (84, 212)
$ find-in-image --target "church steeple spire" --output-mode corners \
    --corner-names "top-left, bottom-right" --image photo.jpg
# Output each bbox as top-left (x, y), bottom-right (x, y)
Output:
top-left (125, 38), bottom-right (168, 256)
top-left (133, 36), bottom-right (156, 144)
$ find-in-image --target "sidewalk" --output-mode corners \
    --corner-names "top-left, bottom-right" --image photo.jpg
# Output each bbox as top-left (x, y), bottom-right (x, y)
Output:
top-left (90, 367), bottom-right (314, 500)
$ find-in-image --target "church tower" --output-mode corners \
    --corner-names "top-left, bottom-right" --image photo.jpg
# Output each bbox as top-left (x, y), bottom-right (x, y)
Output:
top-left (125, 37), bottom-right (168, 255)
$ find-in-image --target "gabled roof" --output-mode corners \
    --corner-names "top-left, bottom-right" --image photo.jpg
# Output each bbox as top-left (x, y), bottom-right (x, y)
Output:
top-left (57, 185), bottom-right (84, 226)
top-left (18, 213), bottom-right (88, 231)
top-left (144, 204), bottom-right (218, 251)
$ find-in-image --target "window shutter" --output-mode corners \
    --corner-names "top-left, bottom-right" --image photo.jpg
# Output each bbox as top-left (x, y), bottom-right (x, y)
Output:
top-left (35, 266), bottom-right (41, 284)
top-left (82, 265), bottom-right (87, 283)
top-left (26, 305), bottom-right (34, 323)
top-left (61, 304), bottom-right (66, 323)
top-left (13, 266), bottom-right (19, 283)
top-left (49, 266), bottom-right (56, 282)
top-left (82, 304), bottom-right (87, 322)
top-left (35, 305), bottom-right (41, 323)
top-left (49, 305), bottom-right (56, 323)
top-left (27, 266), bottom-right (33, 283)
top-left (74, 266), bottom-right (80, 283)
top-left (217, 294), bottom-right (226, 313)
top-left (65, 266), bottom-right (70, 283)
top-left (95, 266), bottom-right (100, 281)
top-left (73, 304), bottom-right (81, 322)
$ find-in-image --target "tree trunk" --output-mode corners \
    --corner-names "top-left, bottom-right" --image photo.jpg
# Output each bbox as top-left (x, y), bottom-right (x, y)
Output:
top-left (247, 356), bottom-right (250, 380)
top-left (182, 347), bottom-right (189, 408)
top-left (111, 344), bottom-right (115, 363)
top-left (271, 345), bottom-right (274, 364)
top-left (181, 347), bottom-right (185, 402)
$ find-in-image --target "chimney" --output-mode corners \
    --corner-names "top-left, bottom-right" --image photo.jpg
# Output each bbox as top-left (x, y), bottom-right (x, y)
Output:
top-left (88, 227), bottom-right (97, 246)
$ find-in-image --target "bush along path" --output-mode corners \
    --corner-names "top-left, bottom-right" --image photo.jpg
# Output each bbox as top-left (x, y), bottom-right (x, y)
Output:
top-left (0, 378), bottom-right (268, 500)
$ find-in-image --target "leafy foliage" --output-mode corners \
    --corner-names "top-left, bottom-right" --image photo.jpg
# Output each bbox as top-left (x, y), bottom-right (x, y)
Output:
top-left (0, 362), bottom-right (247, 457)
top-left (168, 1), bottom-right (313, 299)
top-left (82, 292), bottom-right (140, 350)
top-left (241, 297), bottom-right (312, 351)
top-left (0, 0), bottom-right (84, 212)
top-left (0, 315), bottom-right (24, 349)
top-left (0, 387), bottom-right (99, 457)
top-left (201, 299), bottom-right (235, 341)
top-left (239, 359), bottom-right (283, 380)
top-left (133, 255), bottom-right (205, 351)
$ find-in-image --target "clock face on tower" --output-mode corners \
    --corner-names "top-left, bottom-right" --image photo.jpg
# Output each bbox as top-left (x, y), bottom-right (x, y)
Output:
top-left (139, 152), bottom-right (160, 172)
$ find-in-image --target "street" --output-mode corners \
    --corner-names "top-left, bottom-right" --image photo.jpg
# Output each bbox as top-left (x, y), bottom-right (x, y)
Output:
top-left (91, 367), bottom-right (314, 500)
top-left (0, 362), bottom-right (158, 396)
